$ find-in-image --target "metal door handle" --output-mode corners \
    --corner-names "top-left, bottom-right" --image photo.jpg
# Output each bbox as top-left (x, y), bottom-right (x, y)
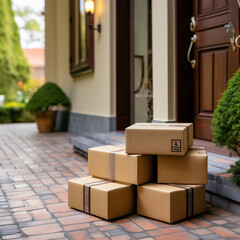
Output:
top-left (187, 34), bottom-right (197, 69)
top-left (190, 16), bottom-right (196, 32)
top-left (237, 0), bottom-right (240, 8)
top-left (134, 55), bottom-right (144, 94)
top-left (224, 22), bottom-right (236, 52)
top-left (235, 35), bottom-right (240, 47)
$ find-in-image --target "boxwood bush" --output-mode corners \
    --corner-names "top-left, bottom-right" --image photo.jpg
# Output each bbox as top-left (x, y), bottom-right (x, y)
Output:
top-left (26, 82), bottom-right (71, 112)
top-left (212, 68), bottom-right (240, 186)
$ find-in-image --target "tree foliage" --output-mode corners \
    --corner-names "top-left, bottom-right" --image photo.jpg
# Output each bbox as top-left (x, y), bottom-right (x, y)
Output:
top-left (0, 0), bottom-right (30, 101)
top-left (26, 82), bottom-right (71, 113)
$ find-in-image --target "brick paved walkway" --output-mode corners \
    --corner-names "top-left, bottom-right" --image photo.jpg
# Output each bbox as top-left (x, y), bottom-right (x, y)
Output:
top-left (1, 123), bottom-right (240, 240)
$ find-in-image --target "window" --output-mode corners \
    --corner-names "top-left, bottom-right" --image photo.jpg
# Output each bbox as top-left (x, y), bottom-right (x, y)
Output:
top-left (69, 0), bottom-right (94, 75)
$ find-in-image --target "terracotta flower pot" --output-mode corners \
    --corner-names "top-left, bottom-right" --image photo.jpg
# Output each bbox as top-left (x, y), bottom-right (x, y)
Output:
top-left (34, 111), bottom-right (56, 133)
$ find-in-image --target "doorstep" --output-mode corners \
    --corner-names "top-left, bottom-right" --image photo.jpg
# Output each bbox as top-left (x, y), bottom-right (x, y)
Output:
top-left (70, 132), bottom-right (240, 213)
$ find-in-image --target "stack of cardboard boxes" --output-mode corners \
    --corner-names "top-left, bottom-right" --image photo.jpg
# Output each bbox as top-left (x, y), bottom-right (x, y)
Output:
top-left (68, 123), bottom-right (208, 223)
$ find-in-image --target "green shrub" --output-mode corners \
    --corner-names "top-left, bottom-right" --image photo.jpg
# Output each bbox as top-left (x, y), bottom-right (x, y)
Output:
top-left (212, 68), bottom-right (240, 186)
top-left (4, 101), bottom-right (25, 122)
top-left (227, 161), bottom-right (240, 186)
top-left (4, 101), bottom-right (25, 110)
top-left (26, 82), bottom-right (71, 112)
top-left (212, 68), bottom-right (240, 156)
top-left (0, 106), bottom-right (9, 122)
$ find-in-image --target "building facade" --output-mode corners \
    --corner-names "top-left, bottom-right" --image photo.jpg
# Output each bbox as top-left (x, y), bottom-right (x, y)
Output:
top-left (45, 0), bottom-right (239, 141)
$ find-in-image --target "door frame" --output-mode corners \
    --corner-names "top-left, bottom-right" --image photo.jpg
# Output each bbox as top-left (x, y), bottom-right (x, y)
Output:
top-left (116, 0), bottom-right (131, 130)
top-left (175, 0), bottom-right (194, 124)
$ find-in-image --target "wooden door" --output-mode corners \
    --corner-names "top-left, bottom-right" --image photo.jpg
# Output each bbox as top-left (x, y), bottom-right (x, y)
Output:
top-left (193, 0), bottom-right (239, 140)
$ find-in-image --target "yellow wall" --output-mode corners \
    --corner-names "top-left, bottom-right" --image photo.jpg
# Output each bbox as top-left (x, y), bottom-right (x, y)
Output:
top-left (45, 0), bottom-right (116, 118)
top-left (45, 0), bottom-right (176, 122)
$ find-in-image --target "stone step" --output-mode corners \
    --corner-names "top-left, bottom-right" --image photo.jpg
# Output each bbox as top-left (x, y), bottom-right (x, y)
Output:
top-left (84, 132), bottom-right (125, 145)
top-left (70, 132), bottom-right (125, 157)
top-left (70, 136), bottom-right (102, 157)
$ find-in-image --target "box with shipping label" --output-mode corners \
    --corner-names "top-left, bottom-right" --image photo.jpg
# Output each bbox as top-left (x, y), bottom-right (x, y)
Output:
top-left (137, 183), bottom-right (205, 223)
top-left (125, 123), bottom-right (193, 155)
top-left (88, 145), bottom-right (156, 185)
top-left (158, 147), bottom-right (208, 184)
top-left (68, 176), bottom-right (135, 220)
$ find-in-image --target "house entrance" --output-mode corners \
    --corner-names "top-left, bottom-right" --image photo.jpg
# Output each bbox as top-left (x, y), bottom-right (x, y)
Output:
top-left (131, 0), bottom-right (153, 123)
top-left (177, 0), bottom-right (240, 141)
top-left (192, 0), bottom-right (239, 141)
top-left (116, 0), bottom-right (152, 130)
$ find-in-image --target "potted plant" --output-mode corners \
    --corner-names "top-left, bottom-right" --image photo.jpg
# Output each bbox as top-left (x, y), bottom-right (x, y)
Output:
top-left (212, 68), bottom-right (240, 186)
top-left (26, 82), bottom-right (71, 133)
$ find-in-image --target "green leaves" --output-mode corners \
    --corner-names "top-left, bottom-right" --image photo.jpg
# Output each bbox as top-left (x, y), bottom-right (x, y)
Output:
top-left (212, 68), bottom-right (240, 186)
top-left (26, 82), bottom-right (71, 112)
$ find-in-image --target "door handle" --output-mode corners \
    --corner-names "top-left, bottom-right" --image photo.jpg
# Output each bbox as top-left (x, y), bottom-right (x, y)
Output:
top-left (224, 22), bottom-right (236, 52)
top-left (134, 55), bottom-right (144, 94)
top-left (187, 34), bottom-right (197, 69)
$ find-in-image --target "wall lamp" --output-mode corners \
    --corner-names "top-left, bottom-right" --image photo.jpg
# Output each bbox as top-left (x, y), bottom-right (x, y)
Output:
top-left (85, 0), bottom-right (101, 33)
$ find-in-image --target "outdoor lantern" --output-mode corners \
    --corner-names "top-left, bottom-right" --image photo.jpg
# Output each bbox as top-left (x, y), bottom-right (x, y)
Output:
top-left (85, 0), bottom-right (101, 33)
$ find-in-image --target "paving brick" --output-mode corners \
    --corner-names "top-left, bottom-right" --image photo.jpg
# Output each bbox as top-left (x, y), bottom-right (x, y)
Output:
top-left (155, 232), bottom-right (199, 240)
top-left (114, 219), bottom-right (143, 233)
top-left (1, 123), bottom-right (240, 240)
top-left (47, 202), bottom-right (71, 213)
top-left (68, 230), bottom-right (91, 240)
top-left (2, 233), bottom-right (22, 239)
top-left (130, 215), bottom-right (158, 230)
top-left (63, 223), bottom-right (91, 231)
top-left (21, 223), bottom-right (62, 236)
top-left (13, 211), bottom-right (32, 222)
top-left (31, 209), bottom-right (52, 220)
top-left (210, 226), bottom-right (237, 237)
top-left (58, 214), bottom-right (99, 225)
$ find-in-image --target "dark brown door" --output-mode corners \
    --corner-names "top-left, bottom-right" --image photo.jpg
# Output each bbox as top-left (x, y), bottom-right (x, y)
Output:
top-left (193, 0), bottom-right (239, 140)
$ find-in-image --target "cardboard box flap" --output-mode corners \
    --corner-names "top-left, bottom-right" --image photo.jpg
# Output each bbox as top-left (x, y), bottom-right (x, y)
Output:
top-left (92, 182), bottom-right (131, 192)
top-left (126, 123), bottom-right (186, 130)
top-left (142, 183), bottom-right (185, 194)
top-left (69, 176), bottom-right (103, 185)
top-left (89, 145), bottom-right (126, 154)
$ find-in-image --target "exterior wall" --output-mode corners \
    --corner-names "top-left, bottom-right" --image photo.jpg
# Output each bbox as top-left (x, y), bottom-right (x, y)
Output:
top-left (45, 0), bottom-right (116, 134)
top-left (45, 0), bottom-right (176, 134)
top-left (152, 0), bottom-right (176, 122)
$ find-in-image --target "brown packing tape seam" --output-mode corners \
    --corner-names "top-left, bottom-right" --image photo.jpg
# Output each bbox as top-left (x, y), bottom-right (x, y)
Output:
top-left (137, 124), bottom-right (190, 149)
top-left (83, 181), bottom-right (109, 213)
top-left (109, 148), bottom-right (125, 181)
top-left (169, 184), bottom-right (194, 218)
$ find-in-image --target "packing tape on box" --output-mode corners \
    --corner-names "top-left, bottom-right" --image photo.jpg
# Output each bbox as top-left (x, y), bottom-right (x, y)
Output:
top-left (137, 124), bottom-right (190, 148)
top-left (109, 148), bottom-right (125, 181)
top-left (83, 181), bottom-right (109, 213)
top-left (169, 184), bottom-right (193, 218)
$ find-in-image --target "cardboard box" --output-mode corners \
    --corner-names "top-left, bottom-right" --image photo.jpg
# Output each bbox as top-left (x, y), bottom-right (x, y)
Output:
top-left (125, 123), bottom-right (193, 155)
top-left (158, 147), bottom-right (208, 184)
top-left (88, 145), bottom-right (156, 185)
top-left (68, 176), bottom-right (135, 220)
top-left (137, 183), bottom-right (205, 223)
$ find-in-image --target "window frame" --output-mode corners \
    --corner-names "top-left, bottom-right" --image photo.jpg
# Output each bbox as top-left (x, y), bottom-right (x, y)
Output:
top-left (69, 0), bottom-right (94, 76)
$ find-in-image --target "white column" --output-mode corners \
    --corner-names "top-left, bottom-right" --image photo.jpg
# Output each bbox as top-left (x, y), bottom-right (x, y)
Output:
top-left (152, 0), bottom-right (176, 122)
